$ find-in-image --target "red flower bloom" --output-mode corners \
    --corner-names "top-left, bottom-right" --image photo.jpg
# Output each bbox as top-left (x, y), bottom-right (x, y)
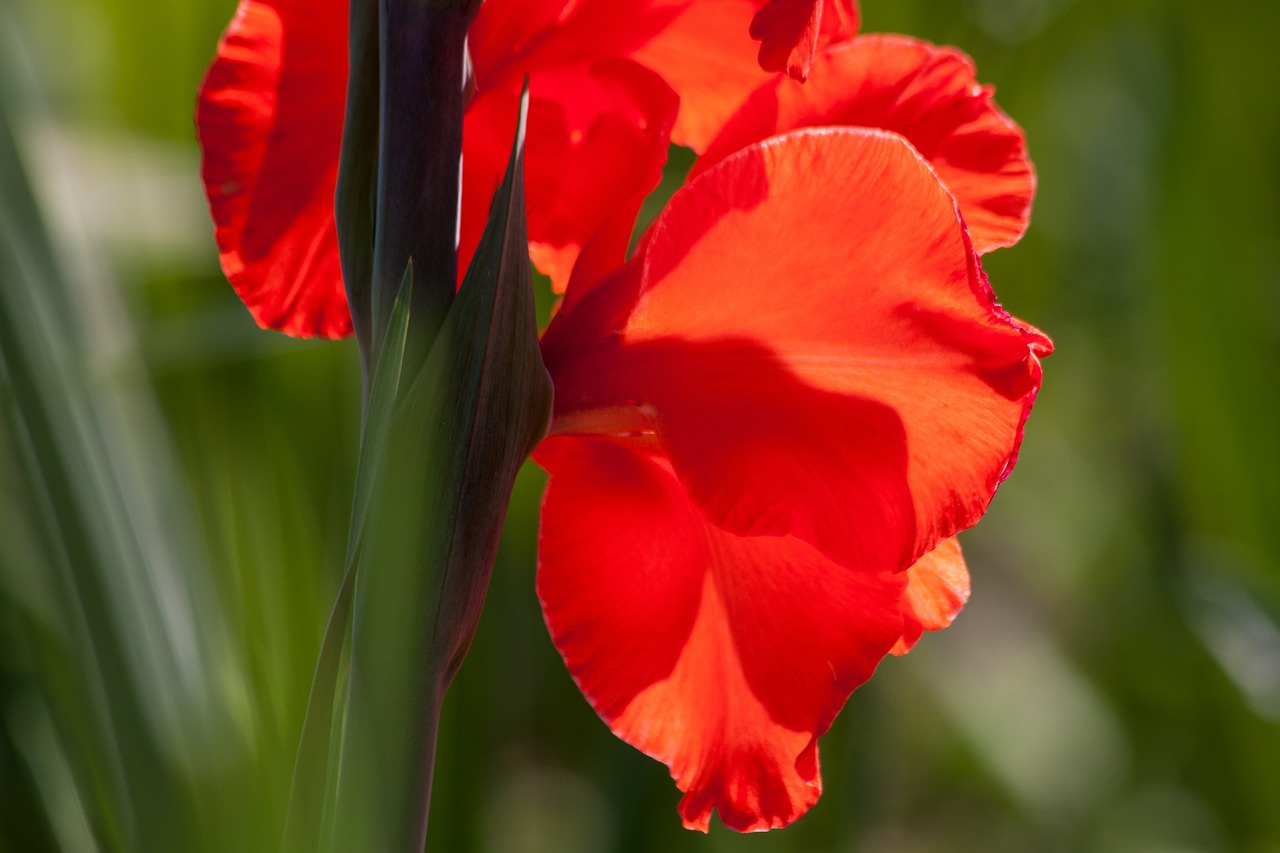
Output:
top-left (197, 0), bottom-right (1049, 833)
top-left (537, 129), bottom-right (1049, 830)
top-left (196, 0), bottom-right (686, 337)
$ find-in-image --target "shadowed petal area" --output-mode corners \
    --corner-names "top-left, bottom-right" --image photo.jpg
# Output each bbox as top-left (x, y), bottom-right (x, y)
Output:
top-left (750, 0), bottom-right (822, 79)
top-left (547, 129), bottom-right (1049, 573)
top-left (549, 335), bottom-right (924, 573)
top-left (749, 0), bottom-right (858, 81)
top-left (891, 536), bottom-right (969, 655)
top-left (196, 0), bottom-right (350, 337)
top-left (536, 437), bottom-right (905, 831)
top-left (698, 35), bottom-right (1034, 253)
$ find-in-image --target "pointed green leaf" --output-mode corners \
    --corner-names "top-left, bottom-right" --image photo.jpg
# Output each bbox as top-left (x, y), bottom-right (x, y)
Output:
top-left (284, 265), bottom-right (414, 853)
top-left (327, 83), bottom-right (551, 853)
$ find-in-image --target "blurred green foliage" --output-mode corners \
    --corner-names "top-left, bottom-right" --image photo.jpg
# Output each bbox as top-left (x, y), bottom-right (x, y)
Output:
top-left (2, 0), bottom-right (1279, 850)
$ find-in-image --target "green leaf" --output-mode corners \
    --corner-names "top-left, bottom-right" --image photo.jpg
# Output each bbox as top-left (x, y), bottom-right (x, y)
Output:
top-left (327, 83), bottom-right (551, 853)
top-left (284, 266), bottom-right (414, 853)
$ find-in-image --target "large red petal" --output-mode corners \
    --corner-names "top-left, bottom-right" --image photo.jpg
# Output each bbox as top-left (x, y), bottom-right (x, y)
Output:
top-left (461, 59), bottom-right (677, 293)
top-left (698, 34), bottom-right (1034, 253)
top-left (196, 0), bottom-right (351, 338)
top-left (536, 437), bottom-right (905, 831)
top-left (890, 536), bottom-right (969, 655)
top-left (546, 129), bottom-right (1049, 574)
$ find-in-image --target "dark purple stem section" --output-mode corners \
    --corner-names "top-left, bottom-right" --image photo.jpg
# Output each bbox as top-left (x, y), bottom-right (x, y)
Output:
top-left (372, 0), bottom-right (475, 364)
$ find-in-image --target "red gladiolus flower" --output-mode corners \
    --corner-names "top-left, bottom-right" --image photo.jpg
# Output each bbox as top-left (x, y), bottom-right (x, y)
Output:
top-left (196, 0), bottom-right (687, 337)
top-left (196, 0), bottom-right (1050, 834)
top-left (537, 129), bottom-right (1050, 831)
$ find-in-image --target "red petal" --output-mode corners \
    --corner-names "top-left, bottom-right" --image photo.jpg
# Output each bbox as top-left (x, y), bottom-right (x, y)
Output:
top-left (470, 0), bottom-right (687, 91)
top-left (890, 536), bottom-right (969, 655)
top-left (546, 129), bottom-right (1049, 574)
top-left (461, 60), bottom-right (677, 293)
top-left (196, 0), bottom-right (351, 338)
top-left (628, 0), bottom-right (774, 151)
top-left (466, 0), bottom-right (571, 85)
top-left (698, 34), bottom-right (1034, 253)
top-left (535, 436), bottom-right (905, 831)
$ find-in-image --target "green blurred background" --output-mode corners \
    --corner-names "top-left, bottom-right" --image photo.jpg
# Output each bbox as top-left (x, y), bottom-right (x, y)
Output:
top-left (3, 0), bottom-right (1279, 850)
